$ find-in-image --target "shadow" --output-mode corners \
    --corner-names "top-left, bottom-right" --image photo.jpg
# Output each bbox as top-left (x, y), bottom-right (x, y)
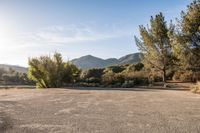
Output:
top-left (63, 86), bottom-right (188, 92)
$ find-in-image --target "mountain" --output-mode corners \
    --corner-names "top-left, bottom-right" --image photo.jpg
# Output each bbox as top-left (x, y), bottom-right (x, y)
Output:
top-left (71, 53), bottom-right (143, 70)
top-left (0, 64), bottom-right (28, 73)
top-left (0, 53), bottom-right (143, 72)
top-left (119, 53), bottom-right (143, 65)
top-left (71, 55), bottom-right (120, 70)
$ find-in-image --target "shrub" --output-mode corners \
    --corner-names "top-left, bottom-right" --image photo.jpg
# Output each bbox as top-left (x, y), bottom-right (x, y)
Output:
top-left (134, 63), bottom-right (144, 71)
top-left (80, 68), bottom-right (104, 83)
top-left (102, 70), bottom-right (125, 86)
top-left (122, 70), bottom-right (149, 85)
top-left (0, 68), bottom-right (34, 85)
top-left (173, 70), bottom-right (193, 82)
top-left (28, 52), bottom-right (80, 88)
top-left (107, 66), bottom-right (126, 73)
top-left (122, 80), bottom-right (135, 88)
top-left (191, 81), bottom-right (200, 93)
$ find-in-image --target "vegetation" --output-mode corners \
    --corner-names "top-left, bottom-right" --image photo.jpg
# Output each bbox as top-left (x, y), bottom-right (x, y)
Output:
top-left (135, 13), bottom-right (175, 84)
top-left (22, 0), bottom-right (199, 90)
top-left (173, 0), bottom-right (200, 80)
top-left (80, 68), bottom-right (104, 84)
top-left (28, 52), bottom-right (80, 88)
top-left (79, 64), bottom-right (149, 88)
top-left (0, 68), bottom-right (33, 85)
top-left (191, 81), bottom-right (200, 93)
top-left (135, 0), bottom-right (200, 88)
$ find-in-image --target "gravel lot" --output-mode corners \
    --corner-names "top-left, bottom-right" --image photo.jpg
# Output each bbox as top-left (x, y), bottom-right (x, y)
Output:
top-left (0, 86), bottom-right (200, 133)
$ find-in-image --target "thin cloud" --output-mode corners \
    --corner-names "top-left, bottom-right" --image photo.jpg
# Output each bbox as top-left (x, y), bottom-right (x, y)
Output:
top-left (5, 23), bottom-right (131, 49)
top-left (34, 24), bottom-right (130, 44)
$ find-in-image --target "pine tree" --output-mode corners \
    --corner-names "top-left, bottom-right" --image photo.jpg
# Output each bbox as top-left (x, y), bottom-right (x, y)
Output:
top-left (135, 13), bottom-right (174, 84)
top-left (178, 0), bottom-right (200, 71)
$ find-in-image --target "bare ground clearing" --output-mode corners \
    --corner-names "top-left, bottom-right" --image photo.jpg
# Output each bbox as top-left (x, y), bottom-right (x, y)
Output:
top-left (0, 85), bottom-right (200, 133)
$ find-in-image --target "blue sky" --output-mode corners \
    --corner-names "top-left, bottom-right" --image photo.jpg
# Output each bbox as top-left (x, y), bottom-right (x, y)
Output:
top-left (0, 0), bottom-right (192, 66)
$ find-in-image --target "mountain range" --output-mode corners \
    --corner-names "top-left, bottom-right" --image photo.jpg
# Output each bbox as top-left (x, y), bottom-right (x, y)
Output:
top-left (0, 53), bottom-right (143, 72)
top-left (71, 53), bottom-right (143, 70)
top-left (0, 64), bottom-right (28, 73)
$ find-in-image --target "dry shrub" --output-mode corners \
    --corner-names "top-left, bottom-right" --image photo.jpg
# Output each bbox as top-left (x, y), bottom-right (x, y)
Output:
top-left (123, 71), bottom-right (149, 85)
top-left (173, 70), bottom-right (193, 82)
top-left (191, 81), bottom-right (200, 93)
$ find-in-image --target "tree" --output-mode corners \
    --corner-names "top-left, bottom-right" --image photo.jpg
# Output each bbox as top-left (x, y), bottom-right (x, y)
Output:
top-left (135, 13), bottom-right (174, 84)
top-left (80, 68), bottom-right (104, 83)
top-left (134, 63), bottom-right (144, 71)
top-left (176, 0), bottom-right (200, 72)
top-left (28, 52), bottom-right (80, 88)
top-left (0, 68), bottom-right (6, 81)
top-left (63, 62), bottom-right (81, 83)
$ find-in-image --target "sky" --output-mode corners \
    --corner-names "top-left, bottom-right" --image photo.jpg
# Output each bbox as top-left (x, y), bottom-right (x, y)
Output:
top-left (0, 0), bottom-right (192, 66)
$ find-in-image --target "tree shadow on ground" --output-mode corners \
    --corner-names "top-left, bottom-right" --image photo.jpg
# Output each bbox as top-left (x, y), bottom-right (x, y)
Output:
top-left (64, 86), bottom-right (188, 92)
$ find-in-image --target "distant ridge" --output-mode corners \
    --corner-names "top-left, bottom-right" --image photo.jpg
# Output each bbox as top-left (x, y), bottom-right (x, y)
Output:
top-left (0, 53), bottom-right (143, 72)
top-left (0, 64), bottom-right (28, 73)
top-left (119, 53), bottom-right (143, 65)
top-left (71, 53), bottom-right (143, 70)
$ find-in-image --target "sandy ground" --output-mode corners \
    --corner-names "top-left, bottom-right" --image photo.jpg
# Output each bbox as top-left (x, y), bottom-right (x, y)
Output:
top-left (0, 86), bottom-right (200, 133)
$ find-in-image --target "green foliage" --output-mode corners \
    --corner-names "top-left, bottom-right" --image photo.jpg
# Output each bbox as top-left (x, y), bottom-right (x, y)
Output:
top-left (0, 68), bottom-right (6, 80)
top-left (28, 52), bottom-right (80, 88)
top-left (80, 68), bottom-right (104, 83)
top-left (63, 62), bottom-right (81, 83)
top-left (134, 63), bottom-right (144, 71)
top-left (106, 66), bottom-right (126, 73)
top-left (173, 70), bottom-right (193, 82)
top-left (100, 63), bottom-right (148, 87)
top-left (173, 0), bottom-right (200, 71)
top-left (135, 13), bottom-right (175, 83)
top-left (0, 68), bottom-right (33, 85)
top-left (102, 70), bottom-right (125, 86)
top-left (78, 63), bottom-right (147, 88)
top-left (122, 66), bottom-right (149, 85)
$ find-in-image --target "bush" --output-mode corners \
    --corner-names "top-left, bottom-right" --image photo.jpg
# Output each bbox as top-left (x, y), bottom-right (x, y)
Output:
top-left (173, 70), bottom-right (193, 82)
top-left (191, 81), bottom-right (200, 93)
top-left (122, 80), bottom-right (135, 88)
top-left (107, 66), bottom-right (126, 73)
top-left (28, 52), bottom-right (80, 88)
top-left (0, 68), bottom-right (34, 85)
top-left (122, 70), bottom-right (149, 85)
top-left (80, 68), bottom-right (104, 83)
top-left (134, 63), bottom-right (144, 71)
top-left (79, 64), bottom-right (149, 88)
top-left (102, 70), bottom-right (125, 86)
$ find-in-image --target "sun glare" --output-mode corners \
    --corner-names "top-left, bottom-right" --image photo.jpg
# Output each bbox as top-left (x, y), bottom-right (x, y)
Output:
top-left (0, 21), bottom-right (15, 47)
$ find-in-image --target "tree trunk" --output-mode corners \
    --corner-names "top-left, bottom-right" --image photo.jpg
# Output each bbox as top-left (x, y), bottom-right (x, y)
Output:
top-left (163, 69), bottom-right (166, 88)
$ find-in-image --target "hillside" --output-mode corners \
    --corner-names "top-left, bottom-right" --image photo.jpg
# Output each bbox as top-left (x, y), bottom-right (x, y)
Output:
top-left (71, 55), bottom-right (119, 70)
top-left (0, 64), bottom-right (28, 73)
top-left (119, 53), bottom-right (143, 65)
top-left (71, 53), bottom-right (143, 70)
top-left (0, 53), bottom-right (143, 72)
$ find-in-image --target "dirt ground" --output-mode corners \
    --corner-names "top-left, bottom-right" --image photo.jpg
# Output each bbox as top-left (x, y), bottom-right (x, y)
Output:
top-left (0, 84), bottom-right (200, 133)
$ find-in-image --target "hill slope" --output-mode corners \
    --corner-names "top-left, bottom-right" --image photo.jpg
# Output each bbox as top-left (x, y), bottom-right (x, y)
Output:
top-left (71, 55), bottom-right (120, 70)
top-left (0, 64), bottom-right (28, 73)
top-left (71, 53), bottom-right (142, 70)
top-left (119, 53), bottom-right (143, 65)
top-left (0, 53), bottom-right (143, 72)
